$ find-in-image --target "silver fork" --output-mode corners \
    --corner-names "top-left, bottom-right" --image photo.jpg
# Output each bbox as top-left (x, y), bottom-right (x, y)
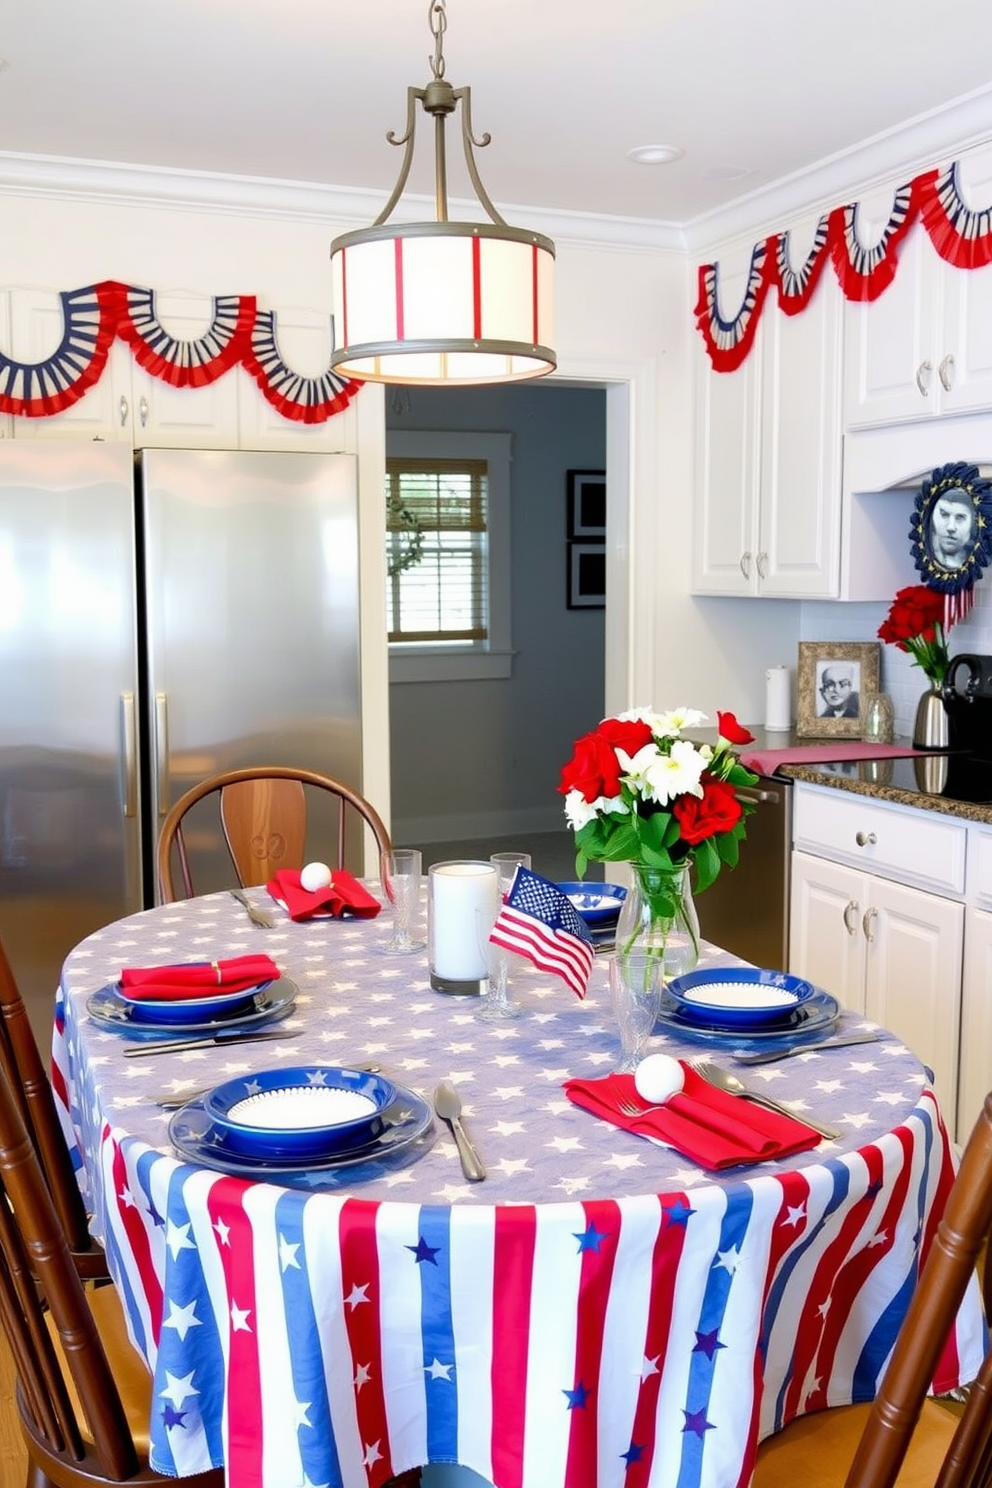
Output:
top-left (229, 889), bottom-right (275, 929)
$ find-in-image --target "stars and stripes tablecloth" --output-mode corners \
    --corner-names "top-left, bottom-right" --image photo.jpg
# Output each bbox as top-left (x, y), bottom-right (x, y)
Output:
top-left (52, 889), bottom-right (986, 1488)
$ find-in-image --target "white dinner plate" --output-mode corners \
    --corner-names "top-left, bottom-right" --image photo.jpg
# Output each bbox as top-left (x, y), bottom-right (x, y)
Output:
top-left (86, 976), bottom-right (298, 1040)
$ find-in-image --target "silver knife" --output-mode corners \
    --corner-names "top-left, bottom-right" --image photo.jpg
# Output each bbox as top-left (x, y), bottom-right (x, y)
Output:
top-left (433, 1081), bottom-right (486, 1182)
top-left (123, 1026), bottom-right (293, 1058)
top-left (732, 1032), bottom-right (882, 1066)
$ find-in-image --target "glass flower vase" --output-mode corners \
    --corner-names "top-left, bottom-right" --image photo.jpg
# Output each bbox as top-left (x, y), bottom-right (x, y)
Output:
top-left (614, 862), bottom-right (701, 983)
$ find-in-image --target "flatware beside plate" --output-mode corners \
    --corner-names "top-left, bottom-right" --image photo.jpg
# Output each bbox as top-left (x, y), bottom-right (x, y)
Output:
top-left (124, 1026), bottom-right (295, 1058)
top-left (230, 889), bottom-right (275, 928)
top-left (732, 1032), bottom-right (882, 1066)
top-left (433, 1081), bottom-right (485, 1182)
top-left (692, 1059), bottom-right (840, 1140)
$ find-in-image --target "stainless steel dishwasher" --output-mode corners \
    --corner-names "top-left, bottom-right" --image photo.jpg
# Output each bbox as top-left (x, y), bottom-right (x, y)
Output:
top-left (694, 774), bottom-right (792, 970)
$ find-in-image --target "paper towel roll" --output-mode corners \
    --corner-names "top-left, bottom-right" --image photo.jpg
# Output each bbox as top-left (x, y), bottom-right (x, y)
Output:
top-left (765, 665), bottom-right (791, 731)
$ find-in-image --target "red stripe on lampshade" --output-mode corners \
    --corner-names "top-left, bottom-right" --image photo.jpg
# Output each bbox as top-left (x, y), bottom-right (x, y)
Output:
top-left (532, 243), bottom-right (539, 343)
top-left (472, 236), bottom-right (482, 339)
top-left (394, 239), bottom-right (405, 340)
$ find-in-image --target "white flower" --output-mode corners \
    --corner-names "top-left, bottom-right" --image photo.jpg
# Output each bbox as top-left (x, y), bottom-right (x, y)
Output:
top-left (653, 707), bottom-right (708, 738)
top-left (562, 788), bottom-right (629, 831)
top-left (613, 705), bottom-right (668, 734)
top-left (619, 738), bottom-right (706, 806)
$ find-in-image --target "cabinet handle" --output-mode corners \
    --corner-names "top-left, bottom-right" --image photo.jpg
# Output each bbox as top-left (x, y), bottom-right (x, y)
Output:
top-left (915, 360), bottom-right (932, 397)
top-left (862, 906), bottom-right (877, 943)
top-left (139, 396), bottom-right (149, 428)
top-left (855, 830), bottom-right (877, 847)
top-left (119, 395), bottom-right (129, 427)
top-left (843, 900), bottom-right (859, 935)
top-left (938, 353), bottom-right (954, 392)
top-left (740, 552), bottom-right (751, 580)
top-left (756, 551), bottom-right (768, 579)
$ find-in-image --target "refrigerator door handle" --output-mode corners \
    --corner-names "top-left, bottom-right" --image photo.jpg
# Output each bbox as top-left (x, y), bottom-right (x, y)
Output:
top-left (120, 693), bottom-right (137, 819)
top-left (155, 692), bottom-right (170, 816)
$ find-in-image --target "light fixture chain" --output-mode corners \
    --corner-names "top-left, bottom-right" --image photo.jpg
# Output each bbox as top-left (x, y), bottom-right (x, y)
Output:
top-left (428, 0), bottom-right (447, 80)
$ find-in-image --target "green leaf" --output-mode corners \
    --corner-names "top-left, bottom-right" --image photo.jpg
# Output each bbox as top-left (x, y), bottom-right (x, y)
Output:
top-left (693, 837), bottom-right (721, 893)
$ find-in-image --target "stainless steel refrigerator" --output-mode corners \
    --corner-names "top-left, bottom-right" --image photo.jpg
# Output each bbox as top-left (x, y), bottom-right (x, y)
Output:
top-left (0, 441), bottom-right (362, 1037)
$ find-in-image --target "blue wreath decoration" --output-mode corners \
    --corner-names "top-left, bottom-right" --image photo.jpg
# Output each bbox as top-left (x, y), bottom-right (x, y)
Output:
top-left (909, 461), bottom-right (992, 594)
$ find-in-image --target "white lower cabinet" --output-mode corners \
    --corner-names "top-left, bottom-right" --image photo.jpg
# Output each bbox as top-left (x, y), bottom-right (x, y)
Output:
top-left (790, 849), bottom-right (963, 1120)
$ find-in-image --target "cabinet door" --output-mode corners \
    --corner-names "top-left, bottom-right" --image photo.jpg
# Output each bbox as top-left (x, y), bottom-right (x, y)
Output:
top-left (237, 309), bottom-right (358, 452)
top-left (939, 256), bottom-right (992, 416)
top-left (843, 225), bottom-right (938, 429)
top-left (691, 340), bottom-right (759, 595)
top-left (4, 290), bottom-right (131, 442)
top-left (789, 850), bottom-right (866, 1011)
top-left (864, 875), bottom-right (963, 1119)
top-left (758, 278), bottom-right (842, 597)
top-left (959, 907), bottom-right (992, 1142)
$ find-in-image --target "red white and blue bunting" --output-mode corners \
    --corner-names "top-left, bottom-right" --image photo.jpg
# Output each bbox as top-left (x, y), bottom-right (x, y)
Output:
top-left (696, 158), bottom-right (992, 371)
top-left (0, 280), bottom-right (363, 422)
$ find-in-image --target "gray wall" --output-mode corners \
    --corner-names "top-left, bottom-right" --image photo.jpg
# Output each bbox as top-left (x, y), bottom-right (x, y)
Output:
top-left (387, 383), bottom-right (607, 843)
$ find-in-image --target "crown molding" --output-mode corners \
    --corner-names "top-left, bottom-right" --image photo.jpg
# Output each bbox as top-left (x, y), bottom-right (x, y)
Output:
top-left (0, 150), bottom-right (684, 256)
top-left (683, 84), bottom-right (992, 256)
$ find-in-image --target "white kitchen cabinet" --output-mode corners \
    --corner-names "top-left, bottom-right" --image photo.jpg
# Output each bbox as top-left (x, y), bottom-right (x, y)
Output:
top-left (693, 259), bottom-right (843, 597)
top-left (0, 288), bottom-right (241, 447)
top-left (843, 151), bottom-right (992, 429)
top-left (790, 785), bottom-right (969, 1132)
top-left (790, 848), bottom-right (963, 1116)
top-left (959, 907), bottom-right (992, 1144)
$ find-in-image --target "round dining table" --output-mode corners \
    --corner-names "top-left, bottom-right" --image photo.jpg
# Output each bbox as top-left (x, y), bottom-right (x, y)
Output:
top-left (53, 885), bottom-right (985, 1488)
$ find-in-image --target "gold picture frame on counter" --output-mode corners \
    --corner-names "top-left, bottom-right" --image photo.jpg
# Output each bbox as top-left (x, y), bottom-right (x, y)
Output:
top-left (797, 641), bottom-right (880, 738)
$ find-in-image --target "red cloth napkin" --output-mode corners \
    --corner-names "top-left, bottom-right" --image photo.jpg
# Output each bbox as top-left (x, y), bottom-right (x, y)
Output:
top-left (119, 954), bottom-right (281, 1002)
top-left (741, 743), bottom-right (928, 775)
top-left (266, 868), bottom-right (382, 922)
top-left (563, 1063), bottom-right (824, 1171)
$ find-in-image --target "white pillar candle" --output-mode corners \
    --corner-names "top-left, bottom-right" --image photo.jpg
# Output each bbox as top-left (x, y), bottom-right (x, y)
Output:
top-left (428, 862), bottom-right (500, 982)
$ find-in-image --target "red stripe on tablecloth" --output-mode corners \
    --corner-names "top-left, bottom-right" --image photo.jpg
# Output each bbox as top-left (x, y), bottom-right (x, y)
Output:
top-left (491, 1205), bottom-right (537, 1488)
top-left (339, 1198), bottom-right (395, 1483)
top-left (206, 1177), bottom-right (264, 1486)
top-left (564, 1199), bottom-right (622, 1488)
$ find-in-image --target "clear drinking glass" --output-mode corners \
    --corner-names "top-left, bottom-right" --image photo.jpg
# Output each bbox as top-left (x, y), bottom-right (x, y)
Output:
top-left (477, 851), bottom-right (532, 1022)
top-left (609, 949), bottom-right (664, 1072)
top-left (382, 849), bottom-right (426, 953)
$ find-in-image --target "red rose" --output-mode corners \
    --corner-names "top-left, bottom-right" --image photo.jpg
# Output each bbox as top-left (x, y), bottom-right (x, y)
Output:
top-left (558, 730), bottom-right (625, 802)
top-left (596, 716), bottom-right (654, 757)
top-left (672, 778), bottom-right (742, 845)
top-left (716, 711), bottom-right (754, 746)
top-left (879, 585), bottom-right (944, 648)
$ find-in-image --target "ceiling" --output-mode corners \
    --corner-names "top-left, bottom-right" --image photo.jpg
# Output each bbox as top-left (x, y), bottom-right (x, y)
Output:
top-left (2, 0), bottom-right (992, 228)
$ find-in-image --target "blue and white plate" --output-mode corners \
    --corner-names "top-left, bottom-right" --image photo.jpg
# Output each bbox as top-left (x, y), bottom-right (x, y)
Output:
top-left (559, 882), bottom-right (628, 927)
top-left (86, 977), bottom-right (297, 1040)
top-left (114, 980), bottom-right (269, 1026)
top-left (168, 1085), bottom-right (435, 1189)
top-left (667, 967), bottom-right (817, 1029)
top-left (655, 985), bottom-right (840, 1053)
top-left (204, 1066), bottom-right (398, 1159)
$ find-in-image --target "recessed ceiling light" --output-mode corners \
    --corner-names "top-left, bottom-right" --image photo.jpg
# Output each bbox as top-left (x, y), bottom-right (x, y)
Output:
top-left (703, 165), bottom-right (751, 182)
top-left (627, 145), bottom-right (684, 167)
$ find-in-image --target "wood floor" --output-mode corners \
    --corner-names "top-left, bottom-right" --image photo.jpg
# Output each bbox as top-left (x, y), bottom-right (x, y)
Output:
top-left (0, 1326), bottom-right (26, 1483)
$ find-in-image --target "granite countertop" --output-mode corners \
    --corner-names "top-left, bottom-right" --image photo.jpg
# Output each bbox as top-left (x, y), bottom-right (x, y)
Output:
top-left (778, 756), bottom-right (992, 826)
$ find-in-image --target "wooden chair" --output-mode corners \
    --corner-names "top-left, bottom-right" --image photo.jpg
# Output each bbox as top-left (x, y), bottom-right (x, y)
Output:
top-left (157, 765), bottom-right (392, 902)
top-left (752, 1090), bottom-right (992, 1488)
top-left (0, 1038), bottom-right (225, 1487)
top-left (0, 928), bottom-right (107, 1280)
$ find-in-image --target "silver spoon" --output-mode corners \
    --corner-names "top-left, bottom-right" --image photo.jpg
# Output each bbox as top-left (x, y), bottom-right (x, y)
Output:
top-left (433, 1082), bottom-right (486, 1182)
top-left (692, 1059), bottom-right (840, 1140)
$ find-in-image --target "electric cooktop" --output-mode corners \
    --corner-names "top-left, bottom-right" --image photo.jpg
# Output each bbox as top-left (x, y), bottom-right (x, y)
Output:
top-left (796, 751), bottom-right (992, 807)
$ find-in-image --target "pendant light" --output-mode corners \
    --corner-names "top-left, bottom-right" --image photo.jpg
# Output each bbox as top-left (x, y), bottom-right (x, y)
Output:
top-left (329, 0), bottom-right (556, 386)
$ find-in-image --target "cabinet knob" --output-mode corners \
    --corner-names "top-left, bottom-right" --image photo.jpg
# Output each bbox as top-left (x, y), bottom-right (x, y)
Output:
top-left (119, 395), bottom-right (129, 427)
top-left (139, 396), bottom-right (149, 428)
top-left (938, 354), bottom-right (954, 392)
top-left (740, 552), bottom-right (751, 580)
top-left (915, 360), bottom-right (933, 397)
top-left (855, 830), bottom-right (877, 847)
top-left (756, 551), bottom-right (768, 579)
top-left (843, 900), bottom-right (859, 935)
top-left (862, 906), bottom-right (877, 942)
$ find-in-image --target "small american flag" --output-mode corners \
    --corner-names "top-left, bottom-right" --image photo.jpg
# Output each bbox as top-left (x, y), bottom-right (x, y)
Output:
top-left (489, 866), bottom-right (595, 999)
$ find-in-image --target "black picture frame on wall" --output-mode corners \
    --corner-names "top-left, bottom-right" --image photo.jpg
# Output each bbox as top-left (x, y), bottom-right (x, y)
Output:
top-left (567, 542), bottom-right (606, 608)
top-left (567, 469), bottom-right (606, 539)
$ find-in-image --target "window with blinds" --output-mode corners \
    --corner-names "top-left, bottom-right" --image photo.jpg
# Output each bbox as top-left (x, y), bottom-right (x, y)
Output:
top-left (386, 457), bottom-right (489, 645)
